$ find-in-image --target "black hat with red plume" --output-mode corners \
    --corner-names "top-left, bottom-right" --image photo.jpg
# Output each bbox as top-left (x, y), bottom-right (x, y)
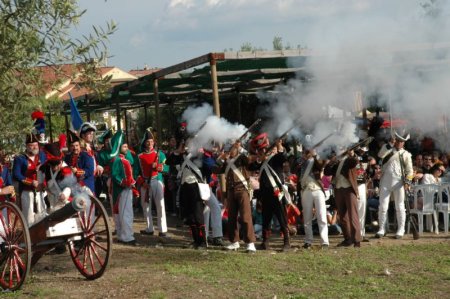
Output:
top-left (44, 142), bottom-right (63, 161)
top-left (25, 133), bottom-right (39, 144)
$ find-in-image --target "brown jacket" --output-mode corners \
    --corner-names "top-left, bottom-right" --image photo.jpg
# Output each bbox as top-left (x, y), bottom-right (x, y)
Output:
top-left (325, 156), bottom-right (359, 196)
top-left (214, 154), bottom-right (252, 191)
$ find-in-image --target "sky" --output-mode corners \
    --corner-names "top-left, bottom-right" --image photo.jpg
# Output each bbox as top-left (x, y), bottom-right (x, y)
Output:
top-left (76, 0), bottom-right (429, 71)
top-left (75, 0), bottom-right (450, 151)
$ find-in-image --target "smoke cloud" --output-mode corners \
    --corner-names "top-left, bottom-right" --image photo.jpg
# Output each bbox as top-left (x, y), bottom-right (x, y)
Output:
top-left (181, 103), bottom-right (246, 155)
top-left (258, 0), bottom-right (450, 152)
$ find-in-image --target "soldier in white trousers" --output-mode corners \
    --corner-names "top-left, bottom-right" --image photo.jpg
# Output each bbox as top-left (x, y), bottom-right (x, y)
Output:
top-left (137, 130), bottom-right (169, 237)
top-left (376, 132), bottom-right (414, 239)
top-left (300, 155), bottom-right (329, 249)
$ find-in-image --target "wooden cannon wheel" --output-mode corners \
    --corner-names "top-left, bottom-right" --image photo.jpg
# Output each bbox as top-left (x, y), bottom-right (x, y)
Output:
top-left (0, 202), bottom-right (32, 291)
top-left (68, 196), bottom-right (112, 280)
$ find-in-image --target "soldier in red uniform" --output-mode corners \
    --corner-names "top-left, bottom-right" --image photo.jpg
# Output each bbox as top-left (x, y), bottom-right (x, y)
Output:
top-left (136, 130), bottom-right (169, 236)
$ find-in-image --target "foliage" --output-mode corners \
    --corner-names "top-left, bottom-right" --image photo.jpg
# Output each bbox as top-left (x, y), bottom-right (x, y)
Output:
top-left (0, 0), bottom-right (116, 151)
top-left (273, 35), bottom-right (283, 50)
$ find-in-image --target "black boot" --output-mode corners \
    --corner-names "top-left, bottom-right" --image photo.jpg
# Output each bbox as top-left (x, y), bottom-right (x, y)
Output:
top-left (197, 224), bottom-right (208, 249)
top-left (260, 230), bottom-right (271, 250)
top-left (282, 228), bottom-right (291, 252)
top-left (189, 225), bottom-right (199, 248)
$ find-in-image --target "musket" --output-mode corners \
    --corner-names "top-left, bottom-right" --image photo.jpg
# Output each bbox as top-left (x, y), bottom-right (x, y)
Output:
top-left (193, 121), bottom-right (208, 138)
top-left (337, 136), bottom-right (374, 158)
top-left (220, 119), bottom-right (262, 152)
top-left (311, 132), bottom-right (334, 150)
top-left (399, 150), bottom-right (420, 240)
top-left (265, 125), bottom-right (297, 155)
top-left (236, 118), bottom-right (261, 142)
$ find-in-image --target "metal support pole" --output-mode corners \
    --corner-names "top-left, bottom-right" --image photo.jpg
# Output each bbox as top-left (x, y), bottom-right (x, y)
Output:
top-left (124, 109), bottom-right (129, 144)
top-left (85, 95), bottom-right (91, 122)
top-left (210, 56), bottom-right (221, 117)
top-left (237, 92), bottom-right (242, 123)
top-left (144, 104), bottom-right (148, 124)
top-left (64, 114), bottom-right (69, 133)
top-left (116, 95), bottom-right (121, 131)
top-left (154, 79), bottom-right (161, 147)
top-left (47, 109), bottom-right (53, 143)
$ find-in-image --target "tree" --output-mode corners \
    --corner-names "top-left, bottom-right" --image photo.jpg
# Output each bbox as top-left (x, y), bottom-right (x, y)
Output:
top-left (240, 42), bottom-right (253, 52)
top-left (273, 36), bottom-right (283, 50)
top-left (0, 0), bottom-right (116, 151)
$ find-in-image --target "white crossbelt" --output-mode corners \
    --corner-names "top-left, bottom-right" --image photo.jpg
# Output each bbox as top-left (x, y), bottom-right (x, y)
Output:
top-left (261, 157), bottom-right (292, 204)
top-left (224, 155), bottom-right (249, 191)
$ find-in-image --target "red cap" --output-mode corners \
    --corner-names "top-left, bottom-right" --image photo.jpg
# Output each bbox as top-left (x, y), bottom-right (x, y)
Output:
top-left (250, 133), bottom-right (269, 150)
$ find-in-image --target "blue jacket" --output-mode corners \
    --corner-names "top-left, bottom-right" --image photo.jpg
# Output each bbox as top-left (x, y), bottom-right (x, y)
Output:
top-left (64, 151), bottom-right (96, 193)
top-left (12, 151), bottom-right (46, 192)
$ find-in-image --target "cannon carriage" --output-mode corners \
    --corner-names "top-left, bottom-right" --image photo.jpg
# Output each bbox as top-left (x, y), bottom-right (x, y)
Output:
top-left (0, 195), bottom-right (112, 291)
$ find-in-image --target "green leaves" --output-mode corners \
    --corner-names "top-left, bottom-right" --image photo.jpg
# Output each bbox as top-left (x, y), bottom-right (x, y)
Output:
top-left (0, 0), bottom-right (117, 150)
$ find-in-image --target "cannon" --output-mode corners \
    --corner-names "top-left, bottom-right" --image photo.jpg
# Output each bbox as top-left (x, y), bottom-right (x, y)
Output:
top-left (0, 195), bottom-right (112, 291)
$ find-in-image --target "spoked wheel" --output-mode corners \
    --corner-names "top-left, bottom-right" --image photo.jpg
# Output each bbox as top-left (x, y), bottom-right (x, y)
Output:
top-left (68, 196), bottom-right (112, 280)
top-left (0, 202), bottom-right (31, 291)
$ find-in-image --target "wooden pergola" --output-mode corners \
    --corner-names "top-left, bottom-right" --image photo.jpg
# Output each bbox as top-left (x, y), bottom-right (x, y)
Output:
top-left (60, 49), bottom-right (314, 143)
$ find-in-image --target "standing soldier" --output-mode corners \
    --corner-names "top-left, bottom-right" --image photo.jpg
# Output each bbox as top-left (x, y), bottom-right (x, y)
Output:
top-left (65, 130), bottom-right (95, 190)
top-left (253, 133), bottom-right (291, 251)
top-left (216, 141), bottom-right (257, 253)
top-left (137, 130), bottom-right (169, 237)
top-left (13, 133), bottom-right (47, 226)
top-left (375, 132), bottom-right (413, 239)
top-left (325, 148), bottom-right (361, 247)
top-left (111, 131), bottom-right (138, 245)
top-left (355, 146), bottom-right (370, 242)
top-left (299, 151), bottom-right (329, 249)
top-left (79, 122), bottom-right (101, 194)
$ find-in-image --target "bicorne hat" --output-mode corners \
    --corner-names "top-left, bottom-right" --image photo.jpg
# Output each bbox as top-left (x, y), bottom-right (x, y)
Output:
top-left (44, 142), bottom-right (63, 161)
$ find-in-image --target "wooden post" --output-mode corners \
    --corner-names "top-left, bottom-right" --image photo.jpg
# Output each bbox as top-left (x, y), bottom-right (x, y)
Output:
top-left (154, 79), bottom-right (161, 147)
top-left (85, 95), bottom-right (91, 122)
top-left (47, 109), bottom-right (53, 143)
top-left (210, 55), bottom-right (225, 194)
top-left (210, 55), bottom-right (221, 117)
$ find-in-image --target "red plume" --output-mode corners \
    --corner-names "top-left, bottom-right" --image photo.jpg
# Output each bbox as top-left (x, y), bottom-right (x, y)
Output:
top-left (31, 111), bottom-right (45, 120)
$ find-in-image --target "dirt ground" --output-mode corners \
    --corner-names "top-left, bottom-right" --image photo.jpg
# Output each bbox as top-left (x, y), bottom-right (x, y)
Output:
top-left (9, 211), bottom-right (450, 298)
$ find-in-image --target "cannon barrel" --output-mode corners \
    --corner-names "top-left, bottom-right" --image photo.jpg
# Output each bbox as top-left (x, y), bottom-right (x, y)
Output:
top-left (29, 196), bottom-right (87, 244)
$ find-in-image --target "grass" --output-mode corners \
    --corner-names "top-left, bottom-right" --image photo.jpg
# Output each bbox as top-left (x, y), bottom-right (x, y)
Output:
top-left (11, 234), bottom-right (450, 299)
top-left (156, 243), bottom-right (450, 298)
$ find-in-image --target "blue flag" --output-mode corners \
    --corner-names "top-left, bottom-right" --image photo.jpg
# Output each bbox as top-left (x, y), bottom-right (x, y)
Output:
top-left (69, 92), bottom-right (83, 131)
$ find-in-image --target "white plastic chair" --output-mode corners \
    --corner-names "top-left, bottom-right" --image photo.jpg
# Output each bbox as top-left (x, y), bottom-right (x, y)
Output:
top-left (437, 184), bottom-right (450, 234)
top-left (409, 184), bottom-right (439, 234)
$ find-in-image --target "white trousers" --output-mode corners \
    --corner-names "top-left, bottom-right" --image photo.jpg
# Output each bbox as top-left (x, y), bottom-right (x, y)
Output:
top-left (302, 189), bottom-right (329, 245)
top-left (20, 190), bottom-right (45, 226)
top-left (377, 181), bottom-right (406, 236)
top-left (0, 208), bottom-right (7, 243)
top-left (140, 179), bottom-right (167, 233)
top-left (118, 188), bottom-right (134, 242)
top-left (357, 184), bottom-right (367, 237)
top-left (203, 191), bottom-right (223, 238)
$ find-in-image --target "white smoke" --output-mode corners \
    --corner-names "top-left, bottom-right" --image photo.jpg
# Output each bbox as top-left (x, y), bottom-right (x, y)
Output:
top-left (181, 103), bottom-right (246, 155)
top-left (258, 1), bottom-right (450, 153)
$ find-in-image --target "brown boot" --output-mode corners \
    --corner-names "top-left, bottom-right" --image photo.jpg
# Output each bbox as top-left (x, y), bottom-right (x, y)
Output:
top-left (260, 230), bottom-right (271, 250)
